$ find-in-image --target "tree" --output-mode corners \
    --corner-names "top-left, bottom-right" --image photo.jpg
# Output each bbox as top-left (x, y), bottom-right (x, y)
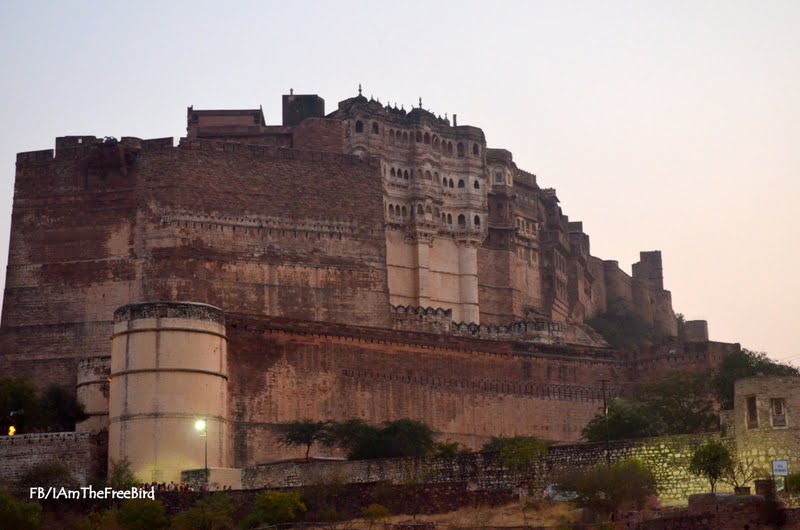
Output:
top-left (172, 492), bottom-right (236, 530)
top-left (41, 385), bottom-right (88, 431)
top-left (0, 490), bottom-right (42, 530)
top-left (689, 440), bottom-right (734, 493)
top-left (116, 499), bottom-right (169, 530)
top-left (326, 419), bottom-right (377, 458)
top-left (582, 398), bottom-right (657, 442)
top-left (274, 420), bottom-right (331, 461)
top-left (636, 372), bottom-right (718, 435)
top-left (374, 419), bottom-right (434, 459)
top-left (0, 378), bottom-right (87, 434)
top-left (582, 372), bottom-right (718, 442)
top-left (713, 349), bottom-right (798, 409)
top-left (560, 459), bottom-right (656, 520)
top-left (482, 436), bottom-right (547, 472)
top-left (720, 458), bottom-right (763, 491)
top-left (328, 419), bottom-right (435, 460)
top-left (107, 457), bottom-right (140, 489)
top-left (0, 378), bottom-right (45, 434)
top-left (240, 491), bottom-right (306, 529)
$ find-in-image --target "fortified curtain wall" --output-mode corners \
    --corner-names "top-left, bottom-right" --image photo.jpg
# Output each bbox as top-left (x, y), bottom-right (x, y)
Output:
top-left (0, 137), bottom-right (390, 390)
top-left (224, 315), bottom-right (629, 467)
top-left (239, 433), bottom-right (728, 502)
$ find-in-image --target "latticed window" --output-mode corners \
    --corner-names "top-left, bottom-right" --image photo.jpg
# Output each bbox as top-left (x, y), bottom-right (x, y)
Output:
top-left (771, 398), bottom-right (787, 427)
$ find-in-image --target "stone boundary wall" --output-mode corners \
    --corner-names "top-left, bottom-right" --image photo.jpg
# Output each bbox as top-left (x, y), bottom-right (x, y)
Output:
top-left (241, 433), bottom-right (729, 501)
top-left (0, 432), bottom-right (107, 486)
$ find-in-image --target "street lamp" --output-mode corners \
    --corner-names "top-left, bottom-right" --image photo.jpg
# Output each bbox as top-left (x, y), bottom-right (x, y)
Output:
top-left (194, 418), bottom-right (208, 485)
top-left (599, 379), bottom-right (610, 466)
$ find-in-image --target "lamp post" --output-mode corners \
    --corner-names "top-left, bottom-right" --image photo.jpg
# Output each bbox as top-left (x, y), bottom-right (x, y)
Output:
top-left (600, 379), bottom-right (610, 466)
top-left (194, 419), bottom-right (208, 486)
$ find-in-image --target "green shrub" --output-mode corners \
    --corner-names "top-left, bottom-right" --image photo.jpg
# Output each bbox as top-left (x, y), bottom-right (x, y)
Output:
top-left (0, 489), bottom-right (42, 530)
top-left (16, 461), bottom-right (79, 495)
top-left (361, 503), bottom-right (391, 526)
top-left (116, 499), bottom-right (169, 530)
top-left (561, 459), bottom-right (656, 518)
top-left (786, 472), bottom-right (800, 493)
top-left (431, 439), bottom-right (471, 456)
top-left (240, 491), bottom-right (306, 529)
top-left (172, 492), bottom-right (236, 530)
top-left (106, 457), bottom-right (140, 489)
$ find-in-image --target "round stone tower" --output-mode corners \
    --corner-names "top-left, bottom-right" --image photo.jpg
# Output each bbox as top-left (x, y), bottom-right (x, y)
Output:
top-left (108, 302), bottom-right (228, 483)
top-left (75, 356), bottom-right (111, 433)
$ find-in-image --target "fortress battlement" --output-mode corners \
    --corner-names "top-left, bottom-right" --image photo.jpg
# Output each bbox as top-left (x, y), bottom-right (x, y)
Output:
top-left (0, 89), bottom-right (738, 474)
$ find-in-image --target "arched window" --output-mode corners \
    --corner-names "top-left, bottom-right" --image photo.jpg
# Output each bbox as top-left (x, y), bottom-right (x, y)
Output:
top-left (447, 141), bottom-right (453, 155)
top-left (417, 204), bottom-right (424, 215)
top-left (401, 206), bottom-right (407, 217)
top-left (433, 136), bottom-right (440, 149)
top-left (426, 206), bottom-right (432, 215)
top-left (458, 214), bottom-right (466, 227)
top-left (447, 213), bottom-right (453, 224)
top-left (457, 179), bottom-right (465, 188)
top-left (424, 132), bottom-right (431, 144)
top-left (372, 122), bottom-right (379, 134)
top-left (449, 179), bottom-right (454, 188)
top-left (425, 170), bottom-right (432, 180)
top-left (355, 121), bottom-right (364, 133)
top-left (418, 169), bottom-right (425, 180)
top-left (474, 215), bottom-right (481, 226)
top-left (441, 213), bottom-right (446, 223)
top-left (390, 168), bottom-right (396, 178)
top-left (457, 142), bottom-right (465, 157)
top-left (473, 143), bottom-right (480, 156)
top-left (434, 171), bottom-right (440, 184)
top-left (389, 205), bottom-right (395, 216)
top-left (473, 180), bottom-right (480, 189)
top-left (415, 131), bottom-right (422, 143)
top-left (403, 170), bottom-right (409, 179)
top-left (495, 171), bottom-right (504, 183)
top-left (389, 130), bottom-right (395, 143)
top-left (434, 208), bottom-right (440, 217)
top-left (442, 179), bottom-right (447, 188)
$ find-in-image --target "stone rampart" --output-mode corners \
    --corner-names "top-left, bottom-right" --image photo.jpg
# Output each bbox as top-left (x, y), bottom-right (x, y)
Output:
top-left (240, 433), bottom-right (728, 501)
top-left (0, 432), bottom-right (107, 487)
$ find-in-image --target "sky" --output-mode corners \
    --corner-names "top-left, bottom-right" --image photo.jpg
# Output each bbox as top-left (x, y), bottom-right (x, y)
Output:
top-left (0, 1), bottom-right (798, 363)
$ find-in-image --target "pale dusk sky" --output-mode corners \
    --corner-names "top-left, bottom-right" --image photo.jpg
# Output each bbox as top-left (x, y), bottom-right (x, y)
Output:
top-left (0, 1), bottom-right (797, 363)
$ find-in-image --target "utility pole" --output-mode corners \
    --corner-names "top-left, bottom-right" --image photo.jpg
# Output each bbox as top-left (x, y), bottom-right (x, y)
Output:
top-left (600, 379), bottom-right (610, 466)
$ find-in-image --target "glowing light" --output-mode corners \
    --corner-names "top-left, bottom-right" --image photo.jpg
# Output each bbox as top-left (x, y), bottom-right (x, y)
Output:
top-left (194, 419), bottom-right (207, 432)
top-left (8, 426), bottom-right (16, 436)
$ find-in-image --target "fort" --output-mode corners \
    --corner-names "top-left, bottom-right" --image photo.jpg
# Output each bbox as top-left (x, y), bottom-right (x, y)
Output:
top-left (0, 88), bottom-right (741, 482)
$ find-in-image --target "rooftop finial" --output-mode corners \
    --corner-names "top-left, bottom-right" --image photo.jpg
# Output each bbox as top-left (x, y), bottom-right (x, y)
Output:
top-left (419, 97), bottom-right (423, 109)
top-left (358, 83), bottom-right (362, 96)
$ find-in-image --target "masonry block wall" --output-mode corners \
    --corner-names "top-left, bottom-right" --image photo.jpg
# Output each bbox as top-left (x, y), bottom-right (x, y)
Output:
top-left (239, 433), bottom-right (731, 502)
top-left (0, 433), bottom-right (107, 487)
